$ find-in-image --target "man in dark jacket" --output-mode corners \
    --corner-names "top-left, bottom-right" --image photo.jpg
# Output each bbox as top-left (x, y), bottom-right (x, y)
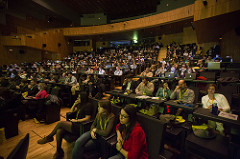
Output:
top-left (122, 75), bottom-right (137, 94)
top-left (27, 79), bottom-right (39, 96)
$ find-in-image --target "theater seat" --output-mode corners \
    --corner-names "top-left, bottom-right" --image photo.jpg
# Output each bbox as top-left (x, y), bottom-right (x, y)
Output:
top-left (84, 104), bottom-right (121, 159)
top-left (136, 113), bottom-right (173, 159)
top-left (36, 97), bottom-right (61, 124)
top-left (0, 108), bottom-right (19, 139)
top-left (7, 133), bottom-right (29, 159)
top-left (185, 132), bottom-right (229, 159)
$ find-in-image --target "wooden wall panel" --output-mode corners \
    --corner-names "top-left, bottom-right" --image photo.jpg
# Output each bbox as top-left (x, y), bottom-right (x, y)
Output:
top-left (0, 46), bottom-right (42, 65)
top-left (221, 28), bottom-right (240, 62)
top-left (194, 0), bottom-right (240, 21)
top-left (0, 29), bottom-right (71, 65)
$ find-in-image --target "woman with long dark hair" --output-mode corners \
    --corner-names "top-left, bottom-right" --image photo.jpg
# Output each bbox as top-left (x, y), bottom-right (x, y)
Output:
top-left (109, 105), bottom-right (148, 159)
top-left (72, 100), bottom-right (115, 159)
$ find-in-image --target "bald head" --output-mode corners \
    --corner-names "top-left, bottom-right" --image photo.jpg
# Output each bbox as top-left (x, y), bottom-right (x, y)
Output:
top-left (178, 80), bottom-right (187, 90)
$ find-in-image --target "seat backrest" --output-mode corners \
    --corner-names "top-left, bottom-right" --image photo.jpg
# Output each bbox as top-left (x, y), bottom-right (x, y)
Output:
top-left (220, 71), bottom-right (239, 78)
top-left (51, 86), bottom-right (61, 96)
top-left (218, 83), bottom-right (238, 105)
top-left (189, 86), bottom-right (200, 104)
top-left (137, 113), bottom-right (167, 159)
top-left (200, 71), bottom-right (216, 81)
top-left (7, 133), bottom-right (29, 159)
top-left (111, 104), bottom-right (122, 126)
top-left (89, 98), bottom-right (100, 120)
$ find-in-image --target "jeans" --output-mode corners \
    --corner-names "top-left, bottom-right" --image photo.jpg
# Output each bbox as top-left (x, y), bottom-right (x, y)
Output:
top-left (72, 131), bottom-right (97, 159)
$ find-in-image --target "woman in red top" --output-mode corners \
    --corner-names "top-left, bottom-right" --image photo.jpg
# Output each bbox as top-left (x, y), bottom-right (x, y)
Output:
top-left (27, 83), bottom-right (47, 99)
top-left (109, 105), bottom-right (148, 159)
top-left (35, 83), bottom-right (47, 99)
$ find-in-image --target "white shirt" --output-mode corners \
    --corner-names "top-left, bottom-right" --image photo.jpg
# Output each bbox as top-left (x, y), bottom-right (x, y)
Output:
top-left (114, 70), bottom-right (123, 76)
top-left (98, 69), bottom-right (105, 75)
top-left (201, 93), bottom-right (230, 112)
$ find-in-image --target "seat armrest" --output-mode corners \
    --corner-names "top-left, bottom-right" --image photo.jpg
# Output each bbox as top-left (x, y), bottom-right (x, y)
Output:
top-left (98, 132), bottom-right (117, 146)
top-left (81, 119), bottom-right (94, 125)
top-left (101, 132), bottom-right (117, 141)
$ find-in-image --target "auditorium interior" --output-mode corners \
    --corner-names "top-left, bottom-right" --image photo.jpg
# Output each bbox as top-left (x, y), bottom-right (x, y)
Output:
top-left (0, 0), bottom-right (240, 159)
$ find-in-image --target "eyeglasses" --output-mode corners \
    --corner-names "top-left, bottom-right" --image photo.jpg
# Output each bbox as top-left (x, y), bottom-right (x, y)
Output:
top-left (119, 113), bottom-right (129, 119)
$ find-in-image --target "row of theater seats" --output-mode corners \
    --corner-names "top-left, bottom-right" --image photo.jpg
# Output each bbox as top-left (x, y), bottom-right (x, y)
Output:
top-left (0, 89), bottom-right (62, 139)
top-left (62, 97), bottom-right (173, 159)
top-left (5, 97), bottom-right (166, 159)
top-left (4, 94), bottom-right (240, 159)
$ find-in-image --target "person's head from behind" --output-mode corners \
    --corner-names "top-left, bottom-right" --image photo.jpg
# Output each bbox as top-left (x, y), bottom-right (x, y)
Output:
top-left (206, 84), bottom-right (217, 95)
top-left (98, 100), bottom-right (112, 115)
top-left (94, 74), bottom-right (98, 79)
top-left (68, 73), bottom-right (73, 78)
top-left (38, 83), bottom-right (47, 91)
top-left (30, 79), bottom-right (37, 86)
top-left (87, 74), bottom-right (91, 79)
top-left (214, 58), bottom-right (220, 62)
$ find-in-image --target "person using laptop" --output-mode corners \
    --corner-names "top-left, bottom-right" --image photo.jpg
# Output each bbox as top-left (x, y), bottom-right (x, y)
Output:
top-left (196, 59), bottom-right (206, 72)
top-left (179, 64), bottom-right (187, 78)
top-left (169, 63), bottom-right (179, 78)
top-left (135, 77), bottom-right (154, 96)
top-left (186, 61), bottom-right (196, 73)
top-left (155, 63), bottom-right (167, 77)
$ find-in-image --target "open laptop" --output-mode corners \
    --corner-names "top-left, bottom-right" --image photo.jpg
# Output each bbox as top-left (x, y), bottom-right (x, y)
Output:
top-left (165, 72), bottom-right (175, 78)
top-left (185, 73), bottom-right (196, 80)
top-left (208, 62), bottom-right (221, 70)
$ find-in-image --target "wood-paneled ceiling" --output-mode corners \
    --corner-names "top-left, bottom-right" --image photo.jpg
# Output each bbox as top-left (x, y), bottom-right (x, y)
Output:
top-left (7, 0), bottom-right (160, 25)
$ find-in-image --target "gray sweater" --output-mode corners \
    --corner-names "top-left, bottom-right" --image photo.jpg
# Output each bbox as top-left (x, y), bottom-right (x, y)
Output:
top-left (170, 88), bottom-right (195, 104)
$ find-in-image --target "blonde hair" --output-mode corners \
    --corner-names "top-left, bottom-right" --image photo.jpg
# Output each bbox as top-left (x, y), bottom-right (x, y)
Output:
top-left (38, 83), bottom-right (47, 90)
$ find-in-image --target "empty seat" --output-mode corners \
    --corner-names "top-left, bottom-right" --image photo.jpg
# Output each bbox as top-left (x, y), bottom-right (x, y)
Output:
top-left (7, 133), bottom-right (29, 159)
